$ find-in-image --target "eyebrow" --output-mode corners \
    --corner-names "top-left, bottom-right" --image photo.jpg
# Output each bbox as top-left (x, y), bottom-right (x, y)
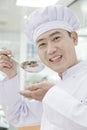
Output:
top-left (49, 31), bottom-right (61, 37)
top-left (36, 31), bottom-right (61, 44)
top-left (36, 38), bottom-right (44, 44)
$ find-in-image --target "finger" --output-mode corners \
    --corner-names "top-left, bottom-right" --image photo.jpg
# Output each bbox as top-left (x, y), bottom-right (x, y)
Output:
top-left (0, 58), bottom-right (13, 66)
top-left (26, 84), bottom-right (41, 91)
top-left (19, 90), bottom-right (33, 98)
top-left (20, 89), bottom-right (44, 101)
top-left (0, 54), bottom-right (14, 67)
top-left (0, 63), bottom-right (10, 69)
top-left (0, 50), bottom-right (12, 55)
top-left (0, 54), bottom-right (12, 63)
top-left (29, 89), bottom-right (44, 100)
top-left (33, 89), bottom-right (44, 96)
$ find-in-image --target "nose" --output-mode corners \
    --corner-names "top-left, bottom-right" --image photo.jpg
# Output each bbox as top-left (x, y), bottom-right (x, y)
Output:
top-left (47, 44), bottom-right (57, 55)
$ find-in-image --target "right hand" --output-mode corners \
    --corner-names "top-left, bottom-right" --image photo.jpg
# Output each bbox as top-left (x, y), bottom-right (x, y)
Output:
top-left (0, 49), bottom-right (17, 79)
top-left (20, 82), bottom-right (54, 101)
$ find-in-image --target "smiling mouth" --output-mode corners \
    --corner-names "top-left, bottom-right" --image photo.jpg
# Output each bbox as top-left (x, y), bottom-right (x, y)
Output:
top-left (49, 55), bottom-right (63, 62)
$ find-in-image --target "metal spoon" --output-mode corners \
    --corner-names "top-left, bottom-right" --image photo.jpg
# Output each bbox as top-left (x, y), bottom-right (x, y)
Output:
top-left (8, 55), bottom-right (45, 73)
top-left (1, 47), bottom-right (45, 73)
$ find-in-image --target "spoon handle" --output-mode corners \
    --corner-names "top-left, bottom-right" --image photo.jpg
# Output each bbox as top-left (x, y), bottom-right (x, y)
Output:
top-left (8, 55), bottom-right (19, 65)
top-left (1, 47), bottom-right (20, 65)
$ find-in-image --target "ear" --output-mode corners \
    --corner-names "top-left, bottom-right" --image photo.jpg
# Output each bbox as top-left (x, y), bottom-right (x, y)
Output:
top-left (71, 32), bottom-right (78, 45)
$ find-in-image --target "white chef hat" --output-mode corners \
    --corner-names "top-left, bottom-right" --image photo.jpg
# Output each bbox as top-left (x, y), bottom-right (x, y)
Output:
top-left (25, 5), bottom-right (80, 43)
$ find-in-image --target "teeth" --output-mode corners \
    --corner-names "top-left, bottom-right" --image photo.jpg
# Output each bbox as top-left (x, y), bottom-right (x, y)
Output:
top-left (49, 55), bottom-right (62, 62)
top-left (51, 56), bottom-right (61, 61)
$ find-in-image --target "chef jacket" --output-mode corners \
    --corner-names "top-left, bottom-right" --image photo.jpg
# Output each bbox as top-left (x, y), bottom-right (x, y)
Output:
top-left (0, 60), bottom-right (87, 130)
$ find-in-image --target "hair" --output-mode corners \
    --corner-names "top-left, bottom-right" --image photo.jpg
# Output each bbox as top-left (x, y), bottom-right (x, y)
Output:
top-left (67, 31), bottom-right (71, 37)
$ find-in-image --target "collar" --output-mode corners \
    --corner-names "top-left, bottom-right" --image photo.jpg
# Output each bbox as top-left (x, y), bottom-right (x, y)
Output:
top-left (62, 60), bottom-right (87, 80)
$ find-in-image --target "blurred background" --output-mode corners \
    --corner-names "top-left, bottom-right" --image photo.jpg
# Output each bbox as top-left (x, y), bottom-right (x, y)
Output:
top-left (0, 0), bottom-right (87, 130)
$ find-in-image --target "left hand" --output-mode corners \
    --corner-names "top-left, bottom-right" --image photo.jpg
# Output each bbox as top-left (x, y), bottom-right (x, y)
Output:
top-left (19, 82), bottom-right (54, 101)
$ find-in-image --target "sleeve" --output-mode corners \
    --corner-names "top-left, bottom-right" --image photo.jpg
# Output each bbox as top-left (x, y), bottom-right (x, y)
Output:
top-left (42, 86), bottom-right (87, 128)
top-left (0, 75), bottom-right (43, 127)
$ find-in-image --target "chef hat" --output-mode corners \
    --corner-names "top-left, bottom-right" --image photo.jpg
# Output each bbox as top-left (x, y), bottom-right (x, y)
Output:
top-left (25, 5), bottom-right (80, 43)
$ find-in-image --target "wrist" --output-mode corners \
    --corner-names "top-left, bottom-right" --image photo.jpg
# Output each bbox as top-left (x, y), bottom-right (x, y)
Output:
top-left (7, 72), bottom-right (17, 79)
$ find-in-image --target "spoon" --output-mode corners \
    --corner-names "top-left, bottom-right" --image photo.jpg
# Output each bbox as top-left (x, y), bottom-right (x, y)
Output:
top-left (1, 47), bottom-right (45, 73)
top-left (8, 55), bottom-right (45, 73)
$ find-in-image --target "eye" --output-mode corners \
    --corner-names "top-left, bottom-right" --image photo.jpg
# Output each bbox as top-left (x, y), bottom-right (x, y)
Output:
top-left (38, 43), bottom-right (46, 48)
top-left (53, 36), bottom-right (61, 41)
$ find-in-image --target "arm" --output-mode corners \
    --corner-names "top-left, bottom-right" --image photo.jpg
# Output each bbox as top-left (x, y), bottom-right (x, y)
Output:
top-left (0, 50), bottom-right (42, 127)
top-left (43, 86), bottom-right (87, 128)
top-left (0, 76), bottom-right (43, 127)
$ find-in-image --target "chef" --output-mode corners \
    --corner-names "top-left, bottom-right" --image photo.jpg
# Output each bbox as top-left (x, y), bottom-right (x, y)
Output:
top-left (0, 5), bottom-right (87, 130)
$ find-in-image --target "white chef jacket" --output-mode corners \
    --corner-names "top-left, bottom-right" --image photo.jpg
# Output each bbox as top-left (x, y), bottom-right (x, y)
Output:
top-left (0, 61), bottom-right (87, 130)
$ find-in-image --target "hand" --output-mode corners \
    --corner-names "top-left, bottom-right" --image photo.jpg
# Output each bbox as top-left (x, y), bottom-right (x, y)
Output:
top-left (19, 82), bottom-right (55, 101)
top-left (0, 49), bottom-right (17, 79)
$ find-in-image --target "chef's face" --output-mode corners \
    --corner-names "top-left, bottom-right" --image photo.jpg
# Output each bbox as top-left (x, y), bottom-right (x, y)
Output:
top-left (36, 29), bottom-right (78, 76)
